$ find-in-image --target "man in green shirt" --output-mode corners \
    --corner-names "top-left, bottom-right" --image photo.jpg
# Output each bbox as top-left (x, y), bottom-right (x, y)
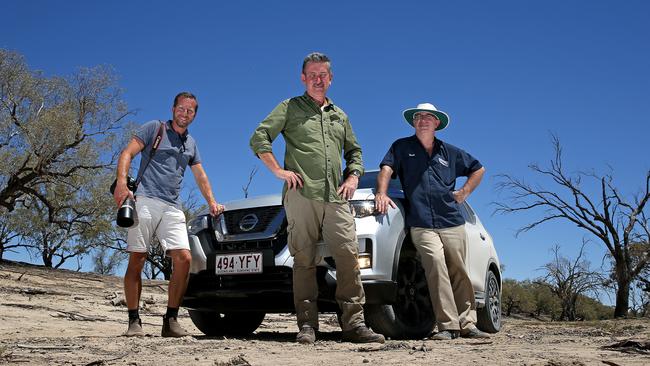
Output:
top-left (250, 52), bottom-right (384, 344)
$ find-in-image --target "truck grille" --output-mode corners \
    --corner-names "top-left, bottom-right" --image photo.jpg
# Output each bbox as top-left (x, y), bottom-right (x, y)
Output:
top-left (213, 232), bottom-right (288, 255)
top-left (224, 206), bottom-right (283, 235)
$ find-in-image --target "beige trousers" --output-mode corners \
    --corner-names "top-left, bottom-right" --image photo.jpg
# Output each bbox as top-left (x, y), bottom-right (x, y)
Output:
top-left (410, 225), bottom-right (477, 332)
top-left (284, 189), bottom-right (365, 331)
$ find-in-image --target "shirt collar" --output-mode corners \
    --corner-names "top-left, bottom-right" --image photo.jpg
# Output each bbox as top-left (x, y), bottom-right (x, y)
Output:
top-left (166, 120), bottom-right (189, 138)
top-left (302, 92), bottom-right (335, 112)
top-left (409, 134), bottom-right (443, 154)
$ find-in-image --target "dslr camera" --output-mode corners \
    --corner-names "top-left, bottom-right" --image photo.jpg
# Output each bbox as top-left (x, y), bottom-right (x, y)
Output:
top-left (110, 176), bottom-right (138, 228)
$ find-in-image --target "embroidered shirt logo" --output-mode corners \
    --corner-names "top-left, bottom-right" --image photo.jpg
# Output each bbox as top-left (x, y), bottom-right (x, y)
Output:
top-left (408, 153), bottom-right (416, 157)
top-left (438, 157), bottom-right (449, 167)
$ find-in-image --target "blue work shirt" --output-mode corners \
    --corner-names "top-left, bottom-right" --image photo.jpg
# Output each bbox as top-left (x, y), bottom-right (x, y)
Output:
top-left (380, 135), bottom-right (482, 229)
top-left (134, 120), bottom-right (202, 207)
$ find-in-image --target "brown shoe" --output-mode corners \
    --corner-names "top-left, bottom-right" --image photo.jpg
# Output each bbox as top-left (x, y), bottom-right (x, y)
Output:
top-left (461, 327), bottom-right (490, 339)
top-left (161, 316), bottom-right (190, 337)
top-left (124, 318), bottom-right (145, 337)
top-left (296, 325), bottom-right (316, 344)
top-left (342, 325), bottom-right (385, 344)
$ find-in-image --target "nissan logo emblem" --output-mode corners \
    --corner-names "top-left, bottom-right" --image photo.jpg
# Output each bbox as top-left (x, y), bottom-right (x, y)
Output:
top-left (239, 214), bottom-right (259, 232)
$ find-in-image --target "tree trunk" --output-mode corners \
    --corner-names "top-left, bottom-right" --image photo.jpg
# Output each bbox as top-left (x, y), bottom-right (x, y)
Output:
top-left (614, 279), bottom-right (630, 317)
top-left (612, 247), bottom-right (632, 317)
top-left (42, 252), bottom-right (53, 268)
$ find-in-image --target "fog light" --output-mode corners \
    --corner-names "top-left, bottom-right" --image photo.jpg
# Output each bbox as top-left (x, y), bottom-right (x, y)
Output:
top-left (358, 254), bottom-right (372, 269)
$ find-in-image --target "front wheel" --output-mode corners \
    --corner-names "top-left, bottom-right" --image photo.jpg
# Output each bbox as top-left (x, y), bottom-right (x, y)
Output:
top-left (188, 310), bottom-right (266, 336)
top-left (477, 270), bottom-right (501, 333)
top-left (365, 251), bottom-right (434, 339)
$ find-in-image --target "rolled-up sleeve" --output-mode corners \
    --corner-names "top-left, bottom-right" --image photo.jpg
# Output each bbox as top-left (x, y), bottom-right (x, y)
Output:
top-left (342, 117), bottom-right (364, 176)
top-left (250, 100), bottom-right (289, 156)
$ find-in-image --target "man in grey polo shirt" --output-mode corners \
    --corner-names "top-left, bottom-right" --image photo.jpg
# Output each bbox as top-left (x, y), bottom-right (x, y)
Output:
top-left (113, 92), bottom-right (225, 337)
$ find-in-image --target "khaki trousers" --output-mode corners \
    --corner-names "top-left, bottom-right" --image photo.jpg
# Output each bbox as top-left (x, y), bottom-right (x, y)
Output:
top-left (284, 189), bottom-right (365, 331)
top-left (410, 225), bottom-right (477, 332)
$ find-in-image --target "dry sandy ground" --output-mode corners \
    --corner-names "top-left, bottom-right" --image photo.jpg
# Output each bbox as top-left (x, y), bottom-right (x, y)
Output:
top-left (1, 261), bottom-right (649, 366)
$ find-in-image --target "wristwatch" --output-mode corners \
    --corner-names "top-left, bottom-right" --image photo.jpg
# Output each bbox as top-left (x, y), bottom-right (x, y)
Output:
top-left (348, 170), bottom-right (361, 178)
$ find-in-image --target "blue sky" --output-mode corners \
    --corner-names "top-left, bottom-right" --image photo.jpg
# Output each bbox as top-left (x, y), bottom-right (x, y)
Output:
top-left (3, 0), bottom-right (649, 287)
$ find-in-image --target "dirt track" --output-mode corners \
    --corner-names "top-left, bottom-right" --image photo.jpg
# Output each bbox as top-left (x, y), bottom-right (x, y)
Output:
top-left (1, 261), bottom-right (649, 366)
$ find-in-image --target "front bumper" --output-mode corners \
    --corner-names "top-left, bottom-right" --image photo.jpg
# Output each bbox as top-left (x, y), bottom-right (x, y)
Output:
top-left (182, 269), bottom-right (398, 313)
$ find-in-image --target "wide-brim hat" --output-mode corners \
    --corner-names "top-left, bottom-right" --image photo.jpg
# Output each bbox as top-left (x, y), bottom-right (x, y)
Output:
top-left (403, 103), bottom-right (450, 131)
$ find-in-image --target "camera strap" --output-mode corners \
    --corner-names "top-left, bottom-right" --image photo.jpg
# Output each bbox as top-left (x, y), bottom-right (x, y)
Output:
top-left (133, 120), bottom-right (167, 188)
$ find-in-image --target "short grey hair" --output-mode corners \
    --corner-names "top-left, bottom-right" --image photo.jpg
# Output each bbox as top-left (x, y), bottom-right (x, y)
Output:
top-left (302, 52), bottom-right (331, 74)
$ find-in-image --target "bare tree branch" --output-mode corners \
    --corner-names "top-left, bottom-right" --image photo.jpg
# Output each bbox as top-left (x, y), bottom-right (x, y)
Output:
top-left (494, 134), bottom-right (650, 317)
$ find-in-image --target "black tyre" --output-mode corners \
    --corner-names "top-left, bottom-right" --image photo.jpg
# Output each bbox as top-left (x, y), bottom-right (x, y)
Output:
top-left (365, 251), bottom-right (434, 339)
top-left (477, 270), bottom-right (501, 333)
top-left (188, 310), bottom-right (266, 336)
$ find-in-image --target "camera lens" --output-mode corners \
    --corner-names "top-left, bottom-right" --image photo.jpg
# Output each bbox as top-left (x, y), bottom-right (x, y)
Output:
top-left (117, 198), bottom-right (136, 228)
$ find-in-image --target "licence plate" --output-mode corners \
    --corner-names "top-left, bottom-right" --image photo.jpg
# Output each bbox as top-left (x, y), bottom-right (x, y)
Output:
top-left (215, 252), bottom-right (262, 275)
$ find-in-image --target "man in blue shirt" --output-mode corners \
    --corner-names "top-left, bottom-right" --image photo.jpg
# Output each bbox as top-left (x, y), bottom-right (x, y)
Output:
top-left (375, 102), bottom-right (488, 340)
top-left (113, 92), bottom-right (225, 338)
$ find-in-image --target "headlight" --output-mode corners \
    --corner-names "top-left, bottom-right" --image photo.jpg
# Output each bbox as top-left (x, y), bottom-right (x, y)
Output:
top-left (350, 200), bottom-right (377, 218)
top-left (187, 215), bottom-right (209, 235)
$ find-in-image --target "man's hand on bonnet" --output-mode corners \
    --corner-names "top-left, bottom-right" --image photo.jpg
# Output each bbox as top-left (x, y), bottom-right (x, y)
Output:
top-left (374, 192), bottom-right (397, 214)
top-left (209, 201), bottom-right (225, 216)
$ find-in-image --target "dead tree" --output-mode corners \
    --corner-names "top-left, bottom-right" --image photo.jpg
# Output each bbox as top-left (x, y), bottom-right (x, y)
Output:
top-left (495, 134), bottom-right (650, 317)
top-left (537, 242), bottom-right (604, 321)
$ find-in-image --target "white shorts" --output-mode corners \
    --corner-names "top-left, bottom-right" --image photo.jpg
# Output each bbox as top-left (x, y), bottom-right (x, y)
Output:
top-left (126, 196), bottom-right (190, 253)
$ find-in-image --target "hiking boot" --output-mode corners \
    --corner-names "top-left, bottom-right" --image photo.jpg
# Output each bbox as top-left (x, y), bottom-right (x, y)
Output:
top-left (124, 318), bottom-right (145, 337)
top-left (430, 330), bottom-right (459, 340)
top-left (342, 325), bottom-right (385, 344)
top-left (296, 325), bottom-right (316, 344)
top-left (161, 316), bottom-right (190, 337)
top-left (461, 327), bottom-right (490, 339)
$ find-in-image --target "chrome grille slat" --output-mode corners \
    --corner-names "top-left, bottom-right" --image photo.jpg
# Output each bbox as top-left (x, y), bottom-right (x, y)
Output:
top-left (224, 206), bottom-right (283, 235)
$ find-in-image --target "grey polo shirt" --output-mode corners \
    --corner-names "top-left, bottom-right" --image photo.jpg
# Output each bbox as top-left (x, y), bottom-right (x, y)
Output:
top-left (134, 120), bottom-right (201, 207)
top-left (380, 135), bottom-right (482, 229)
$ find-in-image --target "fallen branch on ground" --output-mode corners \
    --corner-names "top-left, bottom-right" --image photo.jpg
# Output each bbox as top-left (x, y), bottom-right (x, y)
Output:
top-left (16, 344), bottom-right (81, 350)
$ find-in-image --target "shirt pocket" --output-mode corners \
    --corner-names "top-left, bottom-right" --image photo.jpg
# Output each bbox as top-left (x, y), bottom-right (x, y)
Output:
top-left (328, 120), bottom-right (346, 142)
top-left (430, 153), bottom-right (454, 186)
top-left (287, 113), bottom-right (321, 143)
top-left (432, 164), bottom-right (453, 186)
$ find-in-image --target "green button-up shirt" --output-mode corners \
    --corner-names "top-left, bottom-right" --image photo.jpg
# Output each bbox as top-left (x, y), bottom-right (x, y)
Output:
top-left (250, 93), bottom-right (364, 203)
